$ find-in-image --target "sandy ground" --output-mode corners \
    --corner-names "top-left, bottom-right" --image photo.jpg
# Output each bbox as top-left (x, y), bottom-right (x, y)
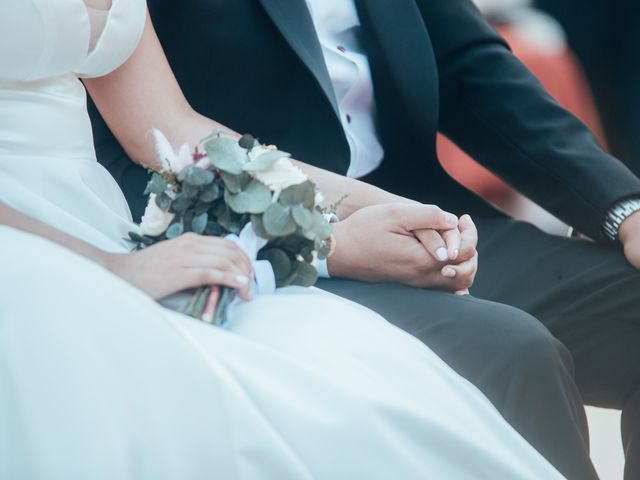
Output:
top-left (588, 407), bottom-right (624, 480)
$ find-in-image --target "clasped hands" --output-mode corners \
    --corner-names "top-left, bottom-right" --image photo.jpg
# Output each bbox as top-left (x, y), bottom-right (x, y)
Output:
top-left (106, 203), bottom-right (477, 301)
top-left (329, 203), bottom-right (478, 294)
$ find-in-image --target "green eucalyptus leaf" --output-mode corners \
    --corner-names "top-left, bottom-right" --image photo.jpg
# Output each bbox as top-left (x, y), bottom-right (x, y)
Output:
top-left (145, 173), bottom-right (169, 195)
top-left (205, 137), bottom-right (246, 174)
top-left (288, 261), bottom-right (318, 287)
top-left (291, 204), bottom-right (313, 230)
top-left (217, 207), bottom-right (242, 234)
top-left (262, 203), bottom-right (297, 237)
top-left (128, 231), bottom-right (157, 245)
top-left (192, 213), bottom-right (208, 234)
top-left (155, 192), bottom-right (172, 211)
top-left (251, 214), bottom-right (275, 240)
top-left (182, 182), bottom-right (200, 199)
top-left (300, 245), bottom-right (314, 263)
top-left (205, 221), bottom-right (225, 236)
top-left (220, 171), bottom-right (249, 194)
top-left (165, 221), bottom-right (184, 239)
top-left (182, 166), bottom-right (214, 186)
top-left (261, 248), bottom-right (293, 281)
top-left (224, 180), bottom-right (273, 214)
top-left (311, 210), bottom-right (332, 239)
top-left (199, 184), bottom-right (220, 202)
top-left (270, 234), bottom-right (306, 252)
top-left (279, 181), bottom-right (316, 208)
top-left (302, 228), bottom-right (317, 241)
top-left (194, 201), bottom-right (210, 216)
top-left (171, 194), bottom-right (191, 214)
top-left (211, 199), bottom-right (227, 217)
top-left (243, 150), bottom-right (290, 172)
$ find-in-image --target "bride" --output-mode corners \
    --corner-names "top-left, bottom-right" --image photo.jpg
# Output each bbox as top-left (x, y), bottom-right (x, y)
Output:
top-left (0, 1), bottom-right (564, 478)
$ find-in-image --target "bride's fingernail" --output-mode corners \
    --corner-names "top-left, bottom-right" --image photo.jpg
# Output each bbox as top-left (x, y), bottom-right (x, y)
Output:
top-left (235, 275), bottom-right (249, 285)
top-left (451, 249), bottom-right (459, 260)
top-left (445, 213), bottom-right (458, 226)
top-left (436, 247), bottom-right (448, 261)
top-left (442, 267), bottom-right (456, 278)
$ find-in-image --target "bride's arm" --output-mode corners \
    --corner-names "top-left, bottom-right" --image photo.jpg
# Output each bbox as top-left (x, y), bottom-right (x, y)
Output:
top-left (0, 202), bottom-right (111, 267)
top-left (84, 11), bottom-right (478, 291)
top-left (83, 12), bottom-right (403, 219)
top-left (0, 202), bottom-right (252, 300)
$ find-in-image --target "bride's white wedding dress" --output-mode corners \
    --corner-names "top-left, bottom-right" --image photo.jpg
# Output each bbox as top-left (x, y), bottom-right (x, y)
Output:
top-left (0, 1), bottom-right (564, 479)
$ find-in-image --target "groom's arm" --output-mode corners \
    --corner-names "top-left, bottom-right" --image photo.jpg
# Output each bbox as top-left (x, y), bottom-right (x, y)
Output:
top-left (416, 0), bottom-right (640, 242)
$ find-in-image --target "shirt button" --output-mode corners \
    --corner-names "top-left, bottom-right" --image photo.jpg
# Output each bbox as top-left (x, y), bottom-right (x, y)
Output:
top-left (346, 114), bottom-right (352, 123)
top-left (337, 45), bottom-right (346, 53)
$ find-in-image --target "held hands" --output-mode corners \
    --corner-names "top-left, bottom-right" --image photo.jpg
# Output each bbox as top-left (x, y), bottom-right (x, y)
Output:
top-left (104, 204), bottom-right (478, 299)
top-left (105, 233), bottom-right (253, 300)
top-left (328, 204), bottom-right (478, 293)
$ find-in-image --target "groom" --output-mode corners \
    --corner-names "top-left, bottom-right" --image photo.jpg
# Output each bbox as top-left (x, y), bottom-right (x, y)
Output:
top-left (90, 1), bottom-right (640, 478)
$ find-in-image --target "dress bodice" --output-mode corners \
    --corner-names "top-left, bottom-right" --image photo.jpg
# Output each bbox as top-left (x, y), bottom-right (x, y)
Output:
top-left (0, 0), bottom-right (145, 161)
top-left (0, 0), bottom-right (146, 251)
top-left (0, 0), bottom-right (145, 81)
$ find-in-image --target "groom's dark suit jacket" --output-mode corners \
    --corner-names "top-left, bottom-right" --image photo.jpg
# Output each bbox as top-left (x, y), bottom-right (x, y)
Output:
top-left (90, 0), bottom-right (640, 241)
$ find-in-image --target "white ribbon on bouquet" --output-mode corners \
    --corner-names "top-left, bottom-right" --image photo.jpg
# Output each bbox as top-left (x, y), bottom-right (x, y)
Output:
top-left (225, 223), bottom-right (276, 298)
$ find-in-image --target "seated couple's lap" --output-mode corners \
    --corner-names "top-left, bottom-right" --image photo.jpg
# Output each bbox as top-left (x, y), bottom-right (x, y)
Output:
top-left (3, 0), bottom-right (640, 479)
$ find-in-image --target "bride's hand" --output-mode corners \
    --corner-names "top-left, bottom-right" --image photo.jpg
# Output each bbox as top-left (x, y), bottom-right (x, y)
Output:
top-left (104, 233), bottom-right (253, 300)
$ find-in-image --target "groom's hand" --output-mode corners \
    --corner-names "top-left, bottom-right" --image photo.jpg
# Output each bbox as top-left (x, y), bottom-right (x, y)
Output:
top-left (328, 204), bottom-right (478, 292)
top-left (618, 211), bottom-right (640, 269)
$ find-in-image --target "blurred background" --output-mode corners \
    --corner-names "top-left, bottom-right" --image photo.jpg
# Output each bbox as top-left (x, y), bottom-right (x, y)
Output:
top-left (438, 0), bottom-right (640, 478)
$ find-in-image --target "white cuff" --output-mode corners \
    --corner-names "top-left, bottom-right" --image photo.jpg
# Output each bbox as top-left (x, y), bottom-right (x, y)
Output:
top-left (316, 212), bottom-right (338, 278)
top-left (316, 258), bottom-right (330, 278)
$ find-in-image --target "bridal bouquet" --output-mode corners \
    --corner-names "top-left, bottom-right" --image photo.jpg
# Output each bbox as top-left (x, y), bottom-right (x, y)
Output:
top-left (129, 130), bottom-right (334, 325)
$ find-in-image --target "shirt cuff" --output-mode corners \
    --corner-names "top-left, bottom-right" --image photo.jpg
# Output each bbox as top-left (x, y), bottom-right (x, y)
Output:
top-left (316, 212), bottom-right (339, 278)
top-left (316, 258), bottom-right (330, 278)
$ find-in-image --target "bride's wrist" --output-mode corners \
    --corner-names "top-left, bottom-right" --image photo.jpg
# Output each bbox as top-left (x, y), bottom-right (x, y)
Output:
top-left (99, 251), bottom-right (125, 275)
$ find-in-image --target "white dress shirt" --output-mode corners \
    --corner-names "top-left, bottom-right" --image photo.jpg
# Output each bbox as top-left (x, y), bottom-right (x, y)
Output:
top-left (305, 0), bottom-right (385, 277)
top-left (305, 0), bottom-right (384, 179)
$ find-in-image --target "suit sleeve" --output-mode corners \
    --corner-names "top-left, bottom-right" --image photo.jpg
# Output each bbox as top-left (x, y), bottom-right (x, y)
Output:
top-left (416, 0), bottom-right (640, 241)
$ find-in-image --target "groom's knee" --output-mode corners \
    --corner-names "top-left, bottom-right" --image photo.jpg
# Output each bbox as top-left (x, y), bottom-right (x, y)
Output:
top-left (425, 300), bottom-right (575, 393)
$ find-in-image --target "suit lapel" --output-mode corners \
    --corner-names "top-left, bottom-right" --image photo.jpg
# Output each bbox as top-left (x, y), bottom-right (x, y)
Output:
top-left (355, 0), bottom-right (439, 138)
top-left (257, 0), bottom-right (340, 118)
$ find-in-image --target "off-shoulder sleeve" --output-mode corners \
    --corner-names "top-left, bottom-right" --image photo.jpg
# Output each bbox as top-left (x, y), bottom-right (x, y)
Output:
top-left (0, 0), bottom-right (146, 82)
top-left (76, 0), bottom-right (147, 78)
top-left (0, 0), bottom-right (89, 81)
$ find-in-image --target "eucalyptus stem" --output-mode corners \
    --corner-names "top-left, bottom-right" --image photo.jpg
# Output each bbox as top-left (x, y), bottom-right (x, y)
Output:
top-left (182, 286), bottom-right (211, 319)
top-left (213, 287), bottom-right (236, 326)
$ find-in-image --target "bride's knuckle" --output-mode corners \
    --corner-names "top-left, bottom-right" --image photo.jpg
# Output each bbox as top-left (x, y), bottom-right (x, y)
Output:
top-left (220, 257), bottom-right (235, 271)
top-left (195, 269), bottom-right (214, 284)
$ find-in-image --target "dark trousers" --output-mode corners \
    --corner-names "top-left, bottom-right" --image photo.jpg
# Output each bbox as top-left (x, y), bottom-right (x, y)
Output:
top-left (319, 217), bottom-right (640, 480)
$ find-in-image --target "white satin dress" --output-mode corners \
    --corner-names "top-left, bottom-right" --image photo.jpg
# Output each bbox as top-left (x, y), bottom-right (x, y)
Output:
top-left (0, 1), bottom-right (565, 479)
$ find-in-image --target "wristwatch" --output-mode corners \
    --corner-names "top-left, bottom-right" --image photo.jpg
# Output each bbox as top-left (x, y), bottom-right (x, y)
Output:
top-left (603, 198), bottom-right (640, 242)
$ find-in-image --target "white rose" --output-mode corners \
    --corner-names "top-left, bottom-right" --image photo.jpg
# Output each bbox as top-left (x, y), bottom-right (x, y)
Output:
top-left (140, 194), bottom-right (176, 236)
top-left (252, 158), bottom-right (308, 192)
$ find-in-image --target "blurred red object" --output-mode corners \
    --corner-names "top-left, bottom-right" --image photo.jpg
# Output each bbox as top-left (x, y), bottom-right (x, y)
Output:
top-left (437, 24), bottom-right (607, 204)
